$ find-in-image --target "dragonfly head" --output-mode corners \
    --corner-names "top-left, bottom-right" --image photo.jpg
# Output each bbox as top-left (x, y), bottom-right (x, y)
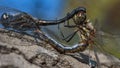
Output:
top-left (74, 7), bottom-right (86, 25)
top-left (1, 13), bottom-right (12, 20)
top-left (0, 13), bottom-right (14, 22)
top-left (0, 13), bottom-right (12, 27)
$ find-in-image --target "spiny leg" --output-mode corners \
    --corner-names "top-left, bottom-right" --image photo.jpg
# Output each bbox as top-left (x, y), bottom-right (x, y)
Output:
top-left (93, 45), bottom-right (101, 68)
top-left (87, 45), bottom-right (98, 68)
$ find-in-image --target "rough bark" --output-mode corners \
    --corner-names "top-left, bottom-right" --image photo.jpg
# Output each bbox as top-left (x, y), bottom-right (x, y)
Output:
top-left (0, 28), bottom-right (120, 68)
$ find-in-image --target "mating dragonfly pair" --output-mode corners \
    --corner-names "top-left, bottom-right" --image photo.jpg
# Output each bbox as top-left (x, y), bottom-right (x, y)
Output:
top-left (0, 6), bottom-right (95, 53)
top-left (0, 6), bottom-right (119, 68)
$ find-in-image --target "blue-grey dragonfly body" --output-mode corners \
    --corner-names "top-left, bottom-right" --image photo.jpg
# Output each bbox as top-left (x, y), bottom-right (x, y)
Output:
top-left (0, 6), bottom-right (95, 54)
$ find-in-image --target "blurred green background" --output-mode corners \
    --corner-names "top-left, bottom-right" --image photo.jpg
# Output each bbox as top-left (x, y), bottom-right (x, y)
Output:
top-left (44, 0), bottom-right (120, 59)
top-left (66, 0), bottom-right (120, 59)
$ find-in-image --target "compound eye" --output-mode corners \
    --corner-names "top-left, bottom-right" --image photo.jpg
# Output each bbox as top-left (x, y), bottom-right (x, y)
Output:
top-left (2, 13), bottom-right (9, 20)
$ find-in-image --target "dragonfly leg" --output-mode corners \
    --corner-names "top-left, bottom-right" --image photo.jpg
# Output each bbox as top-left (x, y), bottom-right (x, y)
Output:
top-left (88, 46), bottom-right (97, 68)
top-left (63, 30), bottom-right (78, 42)
top-left (57, 16), bottom-right (78, 42)
top-left (63, 13), bottom-right (77, 28)
top-left (58, 22), bottom-right (78, 42)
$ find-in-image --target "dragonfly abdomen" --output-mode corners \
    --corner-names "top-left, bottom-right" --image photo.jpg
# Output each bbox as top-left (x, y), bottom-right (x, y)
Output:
top-left (44, 34), bottom-right (89, 53)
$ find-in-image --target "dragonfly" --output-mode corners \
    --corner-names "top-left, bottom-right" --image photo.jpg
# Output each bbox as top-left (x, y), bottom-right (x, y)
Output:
top-left (0, 6), bottom-right (120, 68)
top-left (0, 6), bottom-right (94, 53)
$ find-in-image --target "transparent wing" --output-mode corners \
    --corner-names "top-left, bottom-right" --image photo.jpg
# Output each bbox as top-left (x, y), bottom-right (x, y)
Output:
top-left (93, 19), bottom-right (120, 59)
top-left (41, 18), bottom-right (80, 46)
